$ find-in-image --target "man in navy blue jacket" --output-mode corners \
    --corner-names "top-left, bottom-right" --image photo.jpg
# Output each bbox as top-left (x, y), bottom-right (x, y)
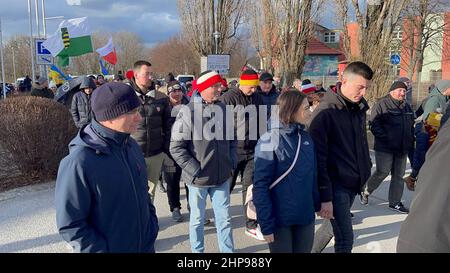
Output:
top-left (55, 82), bottom-right (159, 253)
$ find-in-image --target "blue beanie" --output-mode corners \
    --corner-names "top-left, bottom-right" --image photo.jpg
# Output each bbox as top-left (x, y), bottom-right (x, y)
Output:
top-left (91, 82), bottom-right (141, 121)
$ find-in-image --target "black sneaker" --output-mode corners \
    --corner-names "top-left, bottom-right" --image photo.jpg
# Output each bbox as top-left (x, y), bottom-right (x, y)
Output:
top-left (389, 202), bottom-right (409, 214)
top-left (171, 208), bottom-right (183, 222)
top-left (360, 192), bottom-right (369, 206)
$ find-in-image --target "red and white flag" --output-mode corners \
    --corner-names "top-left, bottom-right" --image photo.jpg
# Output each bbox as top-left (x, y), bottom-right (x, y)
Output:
top-left (301, 83), bottom-right (316, 94)
top-left (96, 37), bottom-right (117, 65)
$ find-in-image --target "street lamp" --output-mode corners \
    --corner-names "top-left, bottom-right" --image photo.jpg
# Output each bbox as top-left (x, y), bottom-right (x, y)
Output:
top-left (213, 31), bottom-right (220, 54)
top-left (41, 0), bottom-right (64, 79)
top-left (12, 43), bottom-right (16, 83)
top-left (28, 0), bottom-right (36, 83)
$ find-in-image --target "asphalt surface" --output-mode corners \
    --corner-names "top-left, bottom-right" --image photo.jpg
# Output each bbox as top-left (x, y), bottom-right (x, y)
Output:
top-left (0, 154), bottom-right (414, 253)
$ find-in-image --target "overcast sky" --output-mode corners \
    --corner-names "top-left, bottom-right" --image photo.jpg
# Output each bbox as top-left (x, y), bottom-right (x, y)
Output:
top-left (0, 0), bottom-right (336, 48)
top-left (0, 0), bottom-right (181, 47)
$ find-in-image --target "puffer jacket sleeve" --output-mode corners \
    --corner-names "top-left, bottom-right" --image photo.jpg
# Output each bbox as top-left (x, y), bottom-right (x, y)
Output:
top-left (253, 133), bottom-right (277, 236)
top-left (55, 158), bottom-right (108, 253)
top-left (162, 98), bottom-right (172, 155)
top-left (169, 107), bottom-right (200, 178)
top-left (369, 101), bottom-right (388, 141)
top-left (70, 93), bottom-right (80, 128)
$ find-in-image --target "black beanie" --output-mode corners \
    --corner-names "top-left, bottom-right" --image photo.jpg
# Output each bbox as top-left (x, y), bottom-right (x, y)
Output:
top-left (91, 82), bottom-right (141, 121)
top-left (389, 81), bottom-right (407, 92)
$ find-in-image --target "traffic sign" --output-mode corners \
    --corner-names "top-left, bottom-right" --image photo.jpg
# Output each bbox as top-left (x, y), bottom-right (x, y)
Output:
top-left (390, 54), bottom-right (400, 65)
top-left (207, 54), bottom-right (230, 75)
top-left (35, 38), bottom-right (53, 65)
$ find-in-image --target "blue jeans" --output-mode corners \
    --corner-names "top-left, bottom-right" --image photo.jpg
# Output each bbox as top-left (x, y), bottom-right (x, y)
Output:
top-left (187, 179), bottom-right (234, 253)
top-left (330, 186), bottom-right (356, 253)
top-left (268, 223), bottom-right (315, 253)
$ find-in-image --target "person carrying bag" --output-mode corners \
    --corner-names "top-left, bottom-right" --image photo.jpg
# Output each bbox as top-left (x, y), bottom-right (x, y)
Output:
top-left (252, 91), bottom-right (320, 253)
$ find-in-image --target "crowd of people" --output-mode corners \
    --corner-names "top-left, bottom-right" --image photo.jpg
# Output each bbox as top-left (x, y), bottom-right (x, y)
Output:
top-left (33, 59), bottom-right (449, 253)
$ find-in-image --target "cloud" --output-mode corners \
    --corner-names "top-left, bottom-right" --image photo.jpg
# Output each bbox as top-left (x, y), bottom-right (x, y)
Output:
top-left (66, 0), bottom-right (81, 6)
top-left (0, 0), bottom-right (180, 46)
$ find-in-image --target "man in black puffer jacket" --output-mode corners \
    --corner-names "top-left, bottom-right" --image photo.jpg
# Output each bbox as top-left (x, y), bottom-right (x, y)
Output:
top-left (129, 60), bottom-right (171, 201)
top-left (70, 77), bottom-right (96, 129)
top-left (361, 81), bottom-right (414, 214)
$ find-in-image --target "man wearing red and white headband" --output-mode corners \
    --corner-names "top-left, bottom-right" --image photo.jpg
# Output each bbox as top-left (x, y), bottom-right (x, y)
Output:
top-left (170, 70), bottom-right (237, 253)
top-left (219, 69), bottom-right (265, 241)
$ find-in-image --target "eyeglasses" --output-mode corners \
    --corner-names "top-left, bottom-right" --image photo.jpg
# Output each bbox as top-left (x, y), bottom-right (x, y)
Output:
top-left (168, 85), bottom-right (182, 92)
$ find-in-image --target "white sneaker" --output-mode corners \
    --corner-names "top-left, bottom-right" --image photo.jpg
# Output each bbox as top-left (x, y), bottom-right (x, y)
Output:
top-left (245, 225), bottom-right (265, 241)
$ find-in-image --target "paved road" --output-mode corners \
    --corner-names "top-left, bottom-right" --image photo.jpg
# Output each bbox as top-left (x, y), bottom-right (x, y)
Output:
top-left (0, 156), bottom-right (414, 253)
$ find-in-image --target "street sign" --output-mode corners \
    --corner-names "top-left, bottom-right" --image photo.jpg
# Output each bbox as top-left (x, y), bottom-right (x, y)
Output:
top-left (207, 54), bottom-right (230, 75)
top-left (35, 38), bottom-right (53, 65)
top-left (390, 54), bottom-right (400, 65)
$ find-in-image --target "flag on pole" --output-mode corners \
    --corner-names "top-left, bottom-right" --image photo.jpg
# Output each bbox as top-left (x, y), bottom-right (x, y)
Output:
top-left (99, 59), bottom-right (108, 76)
top-left (96, 37), bottom-right (117, 65)
top-left (43, 17), bottom-right (93, 67)
top-left (49, 64), bottom-right (71, 81)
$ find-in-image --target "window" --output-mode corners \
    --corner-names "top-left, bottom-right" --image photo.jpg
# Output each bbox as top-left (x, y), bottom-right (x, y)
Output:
top-left (324, 32), bottom-right (338, 43)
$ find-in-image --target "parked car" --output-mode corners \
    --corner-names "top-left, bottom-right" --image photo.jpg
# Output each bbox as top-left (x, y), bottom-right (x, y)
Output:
top-left (176, 75), bottom-right (195, 84)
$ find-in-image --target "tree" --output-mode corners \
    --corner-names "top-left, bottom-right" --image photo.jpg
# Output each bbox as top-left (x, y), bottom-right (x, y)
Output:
top-left (228, 35), bottom-right (250, 77)
top-left (249, 0), bottom-right (282, 74)
top-left (401, 0), bottom-right (449, 81)
top-left (249, 0), bottom-right (324, 87)
top-left (335, 0), bottom-right (410, 102)
top-left (177, 0), bottom-right (247, 57)
top-left (1, 36), bottom-right (34, 83)
top-left (278, 0), bottom-right (316, 87)
top-left (148, 35), bottom-right (200, 77)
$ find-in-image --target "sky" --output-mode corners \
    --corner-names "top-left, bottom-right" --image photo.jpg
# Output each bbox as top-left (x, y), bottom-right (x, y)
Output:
top-left (0, 0), bottom-right (337, 48)
top-left (0, 0), bottom-right (181, 48)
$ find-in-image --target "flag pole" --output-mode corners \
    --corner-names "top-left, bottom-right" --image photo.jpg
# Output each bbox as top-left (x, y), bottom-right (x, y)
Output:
top-left (0, 17), bottom-right (7, 99)
top-left (41, 0), bottom-right (47, 79)
top-left (28, 0), bottom-right (36, 82)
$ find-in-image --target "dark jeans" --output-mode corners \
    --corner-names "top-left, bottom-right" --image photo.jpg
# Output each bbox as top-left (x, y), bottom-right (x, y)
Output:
top-left (407, 146), bottom-right (414, 168)
top-left (311, 219), bottom-right (334, 253)
top-left (364, 151), bottom-right (406, 206)
top-left (230, 157), bottom-right (256, 229)
top-left (268, 223), bottom-right (315, 253)
top-left (330, 186), bottom-right (356, 253)
top-left (162, 157), bottom-right (182, 212)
